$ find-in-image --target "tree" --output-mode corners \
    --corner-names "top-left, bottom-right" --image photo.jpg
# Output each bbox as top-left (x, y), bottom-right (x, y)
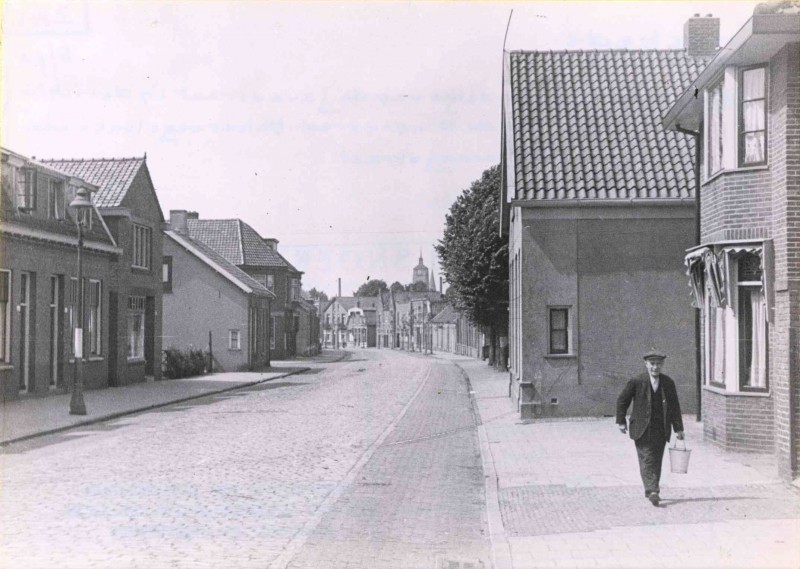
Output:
top-left (353, 279), bottom-right (388, 297)
top-left (406, 281), bottom-right (428, 292)
top-left (307, 287), bottom-right (329, 304)
top-left (390, 281), bottom-right (405, 293)
top-left (435, 164), bottom-right (508, 369)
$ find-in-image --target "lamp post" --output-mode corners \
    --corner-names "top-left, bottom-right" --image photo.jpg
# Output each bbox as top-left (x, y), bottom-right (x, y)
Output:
top-left (70, 186), bottom-right (93, 416)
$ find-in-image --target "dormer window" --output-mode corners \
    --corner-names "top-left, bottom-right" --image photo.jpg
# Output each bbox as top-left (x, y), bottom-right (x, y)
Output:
top-left (16, 168), bottom-right (36, 211)
top-left (48, 180), bottom-right (64, 220)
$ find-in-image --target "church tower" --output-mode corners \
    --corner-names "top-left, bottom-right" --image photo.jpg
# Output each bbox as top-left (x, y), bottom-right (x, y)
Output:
top-left (412, 251), bottom-right (429, 288)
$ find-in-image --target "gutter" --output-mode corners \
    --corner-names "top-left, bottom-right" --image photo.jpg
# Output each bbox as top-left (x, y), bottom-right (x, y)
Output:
top-left (511, 197), bottom-right (695, 208)
top-left (675, 123), bottom-right (702, 423)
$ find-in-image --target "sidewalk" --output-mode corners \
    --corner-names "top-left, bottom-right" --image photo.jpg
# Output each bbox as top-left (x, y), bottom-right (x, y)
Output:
top-left (443, 353), bottom-right (800, 569)
top-left (0, 351), bottom-right (346, 446)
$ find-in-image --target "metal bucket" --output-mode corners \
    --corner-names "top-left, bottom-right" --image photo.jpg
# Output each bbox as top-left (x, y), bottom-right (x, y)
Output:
top-left (668, 439), bottom-right (691, 474)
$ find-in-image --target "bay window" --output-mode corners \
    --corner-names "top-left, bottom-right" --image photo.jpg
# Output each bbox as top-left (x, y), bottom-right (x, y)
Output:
top-left (704, 64), bottom-right (769, 177)
top-left (692, 247), bottom-right (769, 393)
top-left (740, 66), bottom-right (767, 166)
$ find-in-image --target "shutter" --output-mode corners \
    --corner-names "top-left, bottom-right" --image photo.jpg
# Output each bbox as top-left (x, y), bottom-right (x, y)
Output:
top-left (0, 272), bottom-right (8, 303)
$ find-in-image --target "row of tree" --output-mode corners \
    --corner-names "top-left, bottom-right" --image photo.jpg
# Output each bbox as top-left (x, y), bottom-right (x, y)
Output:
top-left (307, 279), bottom-right (433, 304)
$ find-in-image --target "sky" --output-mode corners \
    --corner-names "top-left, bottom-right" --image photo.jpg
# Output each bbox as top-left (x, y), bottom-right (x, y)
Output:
top-left (1, 0), bottom-right (760, 297)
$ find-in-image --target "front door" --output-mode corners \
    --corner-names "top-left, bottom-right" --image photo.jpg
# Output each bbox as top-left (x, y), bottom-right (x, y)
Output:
top-left (49, 275), bottom-right (62, 389)
top-left (19, 272), bottom-right (32, 393)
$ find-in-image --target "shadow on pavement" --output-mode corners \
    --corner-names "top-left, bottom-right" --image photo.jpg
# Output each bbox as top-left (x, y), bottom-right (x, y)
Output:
top-left (659, 496), bottom-right (762, 507)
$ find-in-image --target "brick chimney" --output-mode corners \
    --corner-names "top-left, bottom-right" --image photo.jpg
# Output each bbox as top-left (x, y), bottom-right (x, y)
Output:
top-left (684, 13), bottom-right (720, 58)
top-left (187, 211), bottom-right (199, 220)
top-left (170, 210), bottom-right (189, 234)
top-left (263, 238), bottom-right (279, 251)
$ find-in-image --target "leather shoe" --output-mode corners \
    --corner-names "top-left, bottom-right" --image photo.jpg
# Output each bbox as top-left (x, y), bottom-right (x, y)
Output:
top-left (648, 492), bottom-right (660, 506)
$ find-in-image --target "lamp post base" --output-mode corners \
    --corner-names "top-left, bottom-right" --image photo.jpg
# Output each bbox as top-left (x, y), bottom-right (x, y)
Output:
top-left (69, 388), bottom-right (87, 415)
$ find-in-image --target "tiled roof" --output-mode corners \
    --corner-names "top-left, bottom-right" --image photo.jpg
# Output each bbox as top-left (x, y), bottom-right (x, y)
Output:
top-left (333, 296), bottom-right (380, 311)
top-left (165, 231), bottom-right (274, 298)
top-left (509, 49), bottom-right (703, 200)
top-left (41, 157), bottom-right (145, 208)
top-left (431, 304), bottom-right (459, 324)
top-left (187, 219), bottom-right (287, 268)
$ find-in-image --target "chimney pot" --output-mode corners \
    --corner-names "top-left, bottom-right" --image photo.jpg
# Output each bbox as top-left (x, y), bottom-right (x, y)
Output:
top-left (187, 211), bottom-right (199, 219)
top-left (263, 238), bottom-right (279, 251)
top-left (684, 13), bottom-right (720, 58)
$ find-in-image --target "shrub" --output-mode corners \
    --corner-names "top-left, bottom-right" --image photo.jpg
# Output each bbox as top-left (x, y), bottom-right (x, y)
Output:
top-left (163, 347), bottom-right (209, 379)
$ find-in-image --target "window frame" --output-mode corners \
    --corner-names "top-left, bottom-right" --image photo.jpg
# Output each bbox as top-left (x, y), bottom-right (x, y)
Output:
top-left (132, 223), bottom-right (152, 270)
top-left (0, 270), bottom-right (10, 363)
top-left (162, 256), bottom-right (173, 293)
top-left (17, 167), bottom-right (37, 212)
top-left (548, 307), bottom-right (570, 356)
top-left (228, 329), bottom-right (241, 351)
top-left (738, 64), bottom-right (768, 168)
top-left (127, 295), bottom-right (146, 360)
top-left (270, 316), bottom-right (277, 349)
top-left (88, 279), bottom-right (102, 356)
top-left (706, 78), bottom-right (725, 178)
top-left (48, 179), bottom-right (64, 220)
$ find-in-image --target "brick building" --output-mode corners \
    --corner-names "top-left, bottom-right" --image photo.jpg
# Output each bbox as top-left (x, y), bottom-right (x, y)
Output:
top-left (42, 155), bottom-right (165, 385)
top-left (0, 148), bottom-right (120, 400)
top-left (163, 213), bottom-right (274, 372)
top-left (180, 213), bottom-right (304, 360)
top-left (664, 7), bottom-right (800, 480)
top-left (500, 17), bottom-right (718, 418)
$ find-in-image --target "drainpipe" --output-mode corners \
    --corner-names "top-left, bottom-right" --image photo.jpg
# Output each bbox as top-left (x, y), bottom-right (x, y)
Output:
top-left (676, 123), bottom-right (702, 423)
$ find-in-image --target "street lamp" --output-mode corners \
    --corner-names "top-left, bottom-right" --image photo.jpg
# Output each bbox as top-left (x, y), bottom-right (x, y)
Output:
top-left (69, 186), bottom-right (93, 416)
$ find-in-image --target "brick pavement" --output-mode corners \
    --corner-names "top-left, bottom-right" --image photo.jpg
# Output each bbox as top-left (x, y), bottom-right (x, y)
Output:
top-left (446, 354), bottom-right (800, 569)
top-left (283, 355), bottom-right (490, 569)
top-left (0, 349), bottom-right (434, 568)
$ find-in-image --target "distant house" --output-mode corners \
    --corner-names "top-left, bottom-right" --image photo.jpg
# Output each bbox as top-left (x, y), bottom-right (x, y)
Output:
top-left (393, 291), bottom-right (444, 351)
top-left (500, 16), bottom-right (719, 418)
top-left (294, 295), bottom-right (320, 356)
top-left (43, 155), bottom-right (165, 385)
top-left (0, 148), bottom-right (120, 400)
top-left (376, 290), bottom-right (395, 348)
top-left (321, 296), bottom-right (379, 348)
top-left (431, 303), bottom-right (487, 358)
top-left (163, 213), bottom-right (275, 372)
top-left (663, 7), bottom-right (800, 479)
top-left (176, 211), bottom-right (304, 359)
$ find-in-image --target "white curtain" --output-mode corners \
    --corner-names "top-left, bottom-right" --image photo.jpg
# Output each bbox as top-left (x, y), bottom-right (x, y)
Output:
top-left (712, 304), bottom-right (726, 384)
top-left (750, 289), bottom-right (767, 388)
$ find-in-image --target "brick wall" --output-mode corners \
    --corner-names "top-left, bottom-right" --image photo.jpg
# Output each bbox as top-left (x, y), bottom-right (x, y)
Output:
top-left (703, 389), bottom-right (774, 452)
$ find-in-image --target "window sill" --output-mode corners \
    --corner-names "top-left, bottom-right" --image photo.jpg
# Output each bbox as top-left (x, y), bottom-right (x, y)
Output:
top-left (703, 385), bottom-right (770, 397)
top-left (127, 358), bottom-right (146, 364)
top-left (228, 348), bottom-right (242, 352)
top-left (703, 164), bottom-right (770, 186)
top-left (67, 357), bottom-right (104, 363)
top-left (0, 363), bottom-right (14, 371)
top-left (544, 353), bottom-right (577, 360)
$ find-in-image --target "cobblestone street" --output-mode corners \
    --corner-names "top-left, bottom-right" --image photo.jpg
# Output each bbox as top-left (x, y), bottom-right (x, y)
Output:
top-left (0, 350), bottom-right (490, 569)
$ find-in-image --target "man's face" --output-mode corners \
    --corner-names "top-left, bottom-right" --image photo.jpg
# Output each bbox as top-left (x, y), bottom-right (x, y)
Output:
top-left (645, 358), bottom-right (664, 377)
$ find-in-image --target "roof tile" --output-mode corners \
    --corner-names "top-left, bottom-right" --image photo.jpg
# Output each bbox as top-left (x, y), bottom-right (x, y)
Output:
top-left (40, 157), bottom-right (145, 208)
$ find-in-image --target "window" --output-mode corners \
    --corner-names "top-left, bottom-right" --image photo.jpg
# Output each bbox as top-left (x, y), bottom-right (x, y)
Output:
top-left (0, 271), bottom-right (9, 363)
top-left (229, 329), bottom-right (241, 350)
top-left (127, 296), bottom-right (146, 360)
top-left (704, 65), bottom-right (769, 176)
top-left (270, 317), bottom-right (277, 349)
top-left (701, 250), bottom-right (768, 392)
top-left (67, 277), bottom-right (78, 357)
top-left (548, 308), bottom-right (570, 355)
top-left (132, 224), bottom-right (152, 269)
top-left (17, 168), bottom-right (36, 211)
top-left (88, 280), bottom-right (101, 356)
top-left (737, 253), bottom-right (767, 391)
top-left (740, 66), bottom-right (767, 166)
top-left (48, 180), bottom-right (64, 220)
top-left (707, 80), bottom-right (724, 176)
top-left (162, 256), bottom-right (173, 293)
top-left (266, 274), bottom-right (274, 291)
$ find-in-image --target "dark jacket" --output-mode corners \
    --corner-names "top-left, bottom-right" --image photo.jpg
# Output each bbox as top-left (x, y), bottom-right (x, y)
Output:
top-left (616, 373), bottom-right (684, 441)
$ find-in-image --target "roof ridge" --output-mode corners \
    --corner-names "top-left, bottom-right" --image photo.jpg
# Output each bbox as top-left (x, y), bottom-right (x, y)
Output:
top-left (510, 48), bottom-right (691, 55)
top-left (41, 156), bottom-right (145, 163)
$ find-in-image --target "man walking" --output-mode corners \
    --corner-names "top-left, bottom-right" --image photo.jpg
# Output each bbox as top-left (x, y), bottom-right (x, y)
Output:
top-left (616, 350), bottom-right (684, 506)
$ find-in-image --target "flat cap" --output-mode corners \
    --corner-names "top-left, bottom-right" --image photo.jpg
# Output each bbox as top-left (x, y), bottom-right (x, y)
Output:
top-left (643, 349), bottom-right (667, 360)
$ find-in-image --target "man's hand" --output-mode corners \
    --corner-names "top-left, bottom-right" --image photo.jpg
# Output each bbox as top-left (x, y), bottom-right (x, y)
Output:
top-left (676, 431), bottom-right (685, 440)
top-left (618, 425), bottom-right (627, 435)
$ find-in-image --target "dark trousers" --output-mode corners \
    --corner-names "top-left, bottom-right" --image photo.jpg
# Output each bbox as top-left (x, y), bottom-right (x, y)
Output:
top-left (634, 427), bottom-right (667, 495)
